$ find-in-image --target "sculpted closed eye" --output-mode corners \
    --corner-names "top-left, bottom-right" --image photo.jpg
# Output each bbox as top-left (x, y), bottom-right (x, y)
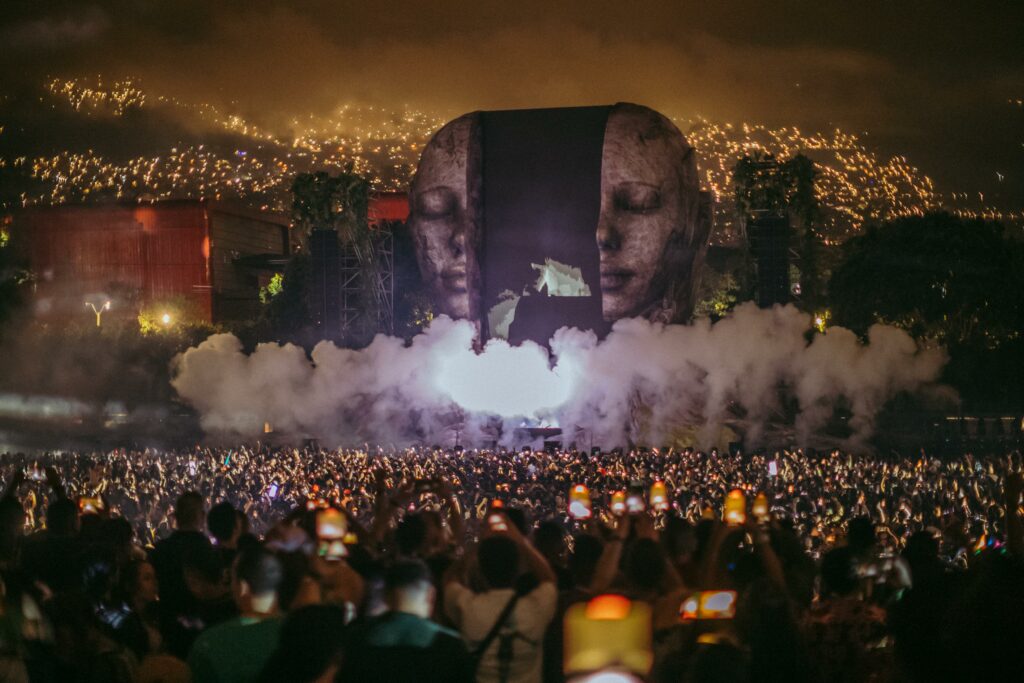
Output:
top-left (613, 182), bottom-right (662, 214)
top-left (415, 187), bottom-right (457, 219)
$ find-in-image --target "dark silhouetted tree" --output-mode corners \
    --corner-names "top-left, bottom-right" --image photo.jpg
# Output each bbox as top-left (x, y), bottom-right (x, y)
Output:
top-left (829, 212), bottom-right (1024, 407)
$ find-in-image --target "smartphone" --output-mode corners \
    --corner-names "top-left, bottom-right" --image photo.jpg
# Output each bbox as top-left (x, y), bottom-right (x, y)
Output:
top-left (752, 493), bottom-right (769, 522)
top-left (610, 490), bottom-right (627, 516)
top-left (768, 461), bottom-right (778, 477)
top-left (78, 497), bottom-right (104, 515)
top-left (488, 513), bottom-right (508, 532)
top-left (316, 508), bottom-right (347, 539)
top-left (724, 489), bottom-right (746, 525)
top-left (188, 461), bottom-right (197, 477)
top-left (267, 482), bottom-right (279, 499)
top-left (649, 481), bottom-right (669, 512)
top-left (564, 595), bottom-right (652, 677)
top-left (568, 484), bottom-right (593, 520)
top-left (679, 590), bottom-right (737, 621)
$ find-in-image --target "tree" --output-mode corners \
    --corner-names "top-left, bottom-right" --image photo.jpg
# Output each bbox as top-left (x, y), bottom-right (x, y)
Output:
top-left (290, 168), bottom-right (383, 345)
top-left (829, 212), bottom-right (1024, 407)
top-left (732, 152), bottom-right (825, 311)
top-left (266, 252), bottom-right (313, 340)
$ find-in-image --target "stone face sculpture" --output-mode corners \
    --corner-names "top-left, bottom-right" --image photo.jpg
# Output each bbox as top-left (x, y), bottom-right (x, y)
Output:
top-left (598, 103), bottom-right (710, 324)
top-left (407, 103), bottom-right (711, 340)
top-left (407, 113), bottom-right (481, 323)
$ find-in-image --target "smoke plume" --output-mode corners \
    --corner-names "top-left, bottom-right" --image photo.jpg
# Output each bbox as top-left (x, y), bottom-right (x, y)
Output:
top-left (170, 303), bottom-right (948, 448)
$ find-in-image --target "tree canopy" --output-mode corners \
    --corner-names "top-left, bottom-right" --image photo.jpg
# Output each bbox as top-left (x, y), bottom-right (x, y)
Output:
top-left (829, 212), bottom-right (1023, 348)
top-left (829, 212), bottom-right (1024, 407)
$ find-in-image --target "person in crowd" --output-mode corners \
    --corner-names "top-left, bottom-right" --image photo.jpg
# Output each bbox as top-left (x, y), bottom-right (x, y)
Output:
top-left (342, 559), bottom-right (473, 682)
top-left (257, 604), bottom-right (348, 683)
top-left (48, 592), bottom-right (137, 683)
top-left (108, 559), bottom-right (162, 661)
top-left (803, 546), bottom-right (888, 683)
top-left (445, 512), bottom-right (558, 683)
top-left (187, 546), bottom-right (284, 683)
top-left (0, 444), bottom-right (1017, 683)
top-left (208, 501), bottom-right (243, 564)
top-left (150, 491), bottom-right (212, 635)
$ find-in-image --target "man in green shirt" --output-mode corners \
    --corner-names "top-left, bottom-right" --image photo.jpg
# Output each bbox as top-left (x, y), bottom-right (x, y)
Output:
top-left (341, 559), bottom-right (473, 682)
top-left (188, 546), bottom-right (284, 683)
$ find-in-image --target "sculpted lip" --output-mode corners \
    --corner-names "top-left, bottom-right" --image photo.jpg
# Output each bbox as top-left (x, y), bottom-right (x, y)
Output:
top-left (600, 267), bottom-right (634, 292)
top-left (441, 269), bottom-right (467, 293)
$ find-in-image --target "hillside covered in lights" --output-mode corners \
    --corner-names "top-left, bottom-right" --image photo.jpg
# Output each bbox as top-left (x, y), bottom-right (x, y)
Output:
top-left (0, 78), bottom-right (1018, 245)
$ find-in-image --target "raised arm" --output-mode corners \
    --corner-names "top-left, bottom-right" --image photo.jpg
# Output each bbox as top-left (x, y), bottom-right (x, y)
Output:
top-left (2, 468), bottom-right (25, 501)
top-left (590, 515), bottom-right (630, 593)
top-left (436, 480), bottom-right (466, 542)
top-left (492, 514), bottom-right (555, 585)
top-left (1004, 472), bottom-right (1023, 558)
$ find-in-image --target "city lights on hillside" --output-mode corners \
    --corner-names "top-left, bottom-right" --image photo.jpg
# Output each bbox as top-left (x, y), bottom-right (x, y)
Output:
top-left (7, 78), bottom-right (1018, 244)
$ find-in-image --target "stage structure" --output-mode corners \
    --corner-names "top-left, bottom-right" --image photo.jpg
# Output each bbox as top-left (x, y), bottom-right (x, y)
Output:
top-left (407, 103), bottom-right (713, 346)
top-left (748, 214), bottom-right (791, 308)
top-left (339, 224), bottom-right (394, 337)
top-left (303, 175), bottom-right (401, 341)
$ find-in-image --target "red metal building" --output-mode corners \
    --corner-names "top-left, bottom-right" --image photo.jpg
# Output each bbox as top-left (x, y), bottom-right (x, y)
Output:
top-left (367, 191), bottom-right (409, 225)
top-left (12, 201), bottom-right (290, 323)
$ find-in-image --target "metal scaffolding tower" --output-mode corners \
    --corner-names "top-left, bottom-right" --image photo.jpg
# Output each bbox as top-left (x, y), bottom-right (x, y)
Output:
top-left (339, 222), bottom-right (394, 339)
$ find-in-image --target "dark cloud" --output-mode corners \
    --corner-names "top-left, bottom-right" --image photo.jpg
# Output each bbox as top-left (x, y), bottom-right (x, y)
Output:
top-left (1, 5), bottom-right (110, 50)
top-left (0, 1), bottom-right (1021, 205)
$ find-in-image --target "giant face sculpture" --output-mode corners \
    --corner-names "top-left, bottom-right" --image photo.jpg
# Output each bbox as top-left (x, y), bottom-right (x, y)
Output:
top-left (408, 104), bottom-right (710, 337)
top-left (407, 114), bottom-right (480, 322)
top-left (598, 104), bottom-right (708, 323)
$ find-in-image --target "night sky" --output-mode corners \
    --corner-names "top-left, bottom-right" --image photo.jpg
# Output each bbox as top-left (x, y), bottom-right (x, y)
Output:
top-left (1, 1), bottom-right (1022, 210)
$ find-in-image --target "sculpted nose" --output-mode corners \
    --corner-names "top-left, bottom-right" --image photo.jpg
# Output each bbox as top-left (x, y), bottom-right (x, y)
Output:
top-left (596, 216), bottom-right (620, 253)
top-left (448, 219), bottom-right (466, 258)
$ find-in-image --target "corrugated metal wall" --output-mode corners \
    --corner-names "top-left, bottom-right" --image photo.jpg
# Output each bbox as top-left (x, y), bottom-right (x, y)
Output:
top-left (13, 202), bottom-right (288, 323)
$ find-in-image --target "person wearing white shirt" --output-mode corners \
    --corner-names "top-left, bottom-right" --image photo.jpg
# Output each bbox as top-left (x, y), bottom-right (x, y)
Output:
top-left (444, 514), bottom-right (558, 683)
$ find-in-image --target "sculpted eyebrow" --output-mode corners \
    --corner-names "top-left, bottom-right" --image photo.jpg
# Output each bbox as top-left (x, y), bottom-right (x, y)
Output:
top-left (415, 187), bottom-right (457, 216)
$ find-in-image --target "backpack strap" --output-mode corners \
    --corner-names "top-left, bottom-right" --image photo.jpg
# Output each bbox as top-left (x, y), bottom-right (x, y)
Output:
top-left (471, 590), bottom-right (521, 671)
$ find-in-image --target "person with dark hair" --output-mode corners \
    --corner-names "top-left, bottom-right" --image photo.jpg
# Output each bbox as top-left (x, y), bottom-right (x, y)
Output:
top-left (150, 491), bottom-right (211, 641)
top-left (162, 545), bottom-right (238, 659)
top-left (0, 497), bottom-right (26, 570)
top-left (105, 559), bottom-right (161, 660)
top-left (804, 546), bottom-right (887, 683)
top-left (257, 604), bottom-right (348, 683)
top-left (394, 513), bottom-right (429, 558)
top-left (444, 513), bottom-right (557, 683)
top-left (889, 531), bottom-right (958, 683)
top-left (208, 502), bottom-right (242, 560)
top-left (21, 496), bottom-right (83, 594)
top-left (342, 559), bottom-right (472, 682)
top-left (532, 521), bottom-right (570, 590)
top-left (48, 592), bottom-right (137, 683)
top-left (187, 546), bottom-right (283, 683)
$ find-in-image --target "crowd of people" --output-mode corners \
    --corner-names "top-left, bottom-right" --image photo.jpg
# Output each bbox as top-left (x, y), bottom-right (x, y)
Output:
top-left (0, 443), bottom-right (1020, 682)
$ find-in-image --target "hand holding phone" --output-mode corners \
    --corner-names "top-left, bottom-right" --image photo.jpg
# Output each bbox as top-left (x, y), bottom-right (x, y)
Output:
top-left (679, 590), bottom-right (737, 621)
top-left (610, 490), bottom-right (627, 516)
top-left (315, 507), bottom-right (349, 560)
top-left (568, 484), bottom-right (592, 520)
top-left (724, 489), bottom-right (746, 525)
top-left (78, 496), bottom-right (105, 515)
top-left (487, 513), bottom-right (509, 533)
